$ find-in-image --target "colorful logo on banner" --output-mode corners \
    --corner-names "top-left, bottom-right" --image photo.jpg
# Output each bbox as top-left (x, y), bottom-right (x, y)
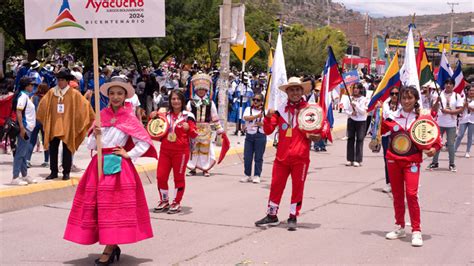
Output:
top-left (45, 0), bottom-right (85, 32)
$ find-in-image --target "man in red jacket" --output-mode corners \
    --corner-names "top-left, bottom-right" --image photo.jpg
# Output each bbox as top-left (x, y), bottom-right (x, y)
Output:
top-left (255, 77), bottom-right (321, 231)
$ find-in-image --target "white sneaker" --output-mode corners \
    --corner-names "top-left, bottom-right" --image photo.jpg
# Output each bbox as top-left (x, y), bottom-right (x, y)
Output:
top-left (345, 161), bottom-right (353, 166)
top-left (11, 178), bottom-right (28, 186)
top-left (252, 176), bottom-right (261, 183)
top-left (382, 184), bottom-right (392, 193)
top-left (22, 176), bottom-right (38, 184)
top-left (465, 153), bottom-right (470, 158)
top-left (385, 226), bottom-right (406, 240)
top-left (342, 136), bottom-right (348, 140)
top-left (411, 231), bottom-right (423, 247)
top-left (353, 162), bottom-right (361, 167)
top-left (240, 176), bottom-right (252, 183)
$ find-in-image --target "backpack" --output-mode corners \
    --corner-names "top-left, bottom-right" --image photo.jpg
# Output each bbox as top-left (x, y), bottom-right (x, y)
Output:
top-left (8, 91), bottom-right (25, 132)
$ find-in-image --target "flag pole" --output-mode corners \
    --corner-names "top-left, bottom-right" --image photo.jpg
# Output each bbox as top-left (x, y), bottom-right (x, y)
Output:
top-left (262, 32), bottom-right (273, 114)
top-left (419, 34), bottom-right (444, 110)
top-left (236, 35), bottom-right (247, 144)
top-left (92, 38), bottom-right (103, 179)
top-left (430, 59), bottom-right (444, 109)
top-left (330, 46), bottom-right (353, 106)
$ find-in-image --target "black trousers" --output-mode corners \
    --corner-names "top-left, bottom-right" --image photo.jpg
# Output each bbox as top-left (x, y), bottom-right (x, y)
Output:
top-left (49, 137), bottom-right (72, 175)
top-left (346, 118), bottom-right (367, 163)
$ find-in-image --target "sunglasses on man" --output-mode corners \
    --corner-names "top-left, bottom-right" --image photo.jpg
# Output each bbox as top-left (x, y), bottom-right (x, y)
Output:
top-left (252, 98), bottom-right (262, 102)
top-left (390, 92), bottom-right (399, 96)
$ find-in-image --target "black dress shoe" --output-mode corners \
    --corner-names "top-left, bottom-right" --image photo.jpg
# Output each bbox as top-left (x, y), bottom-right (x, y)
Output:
top-left (95, 246), bottom-right (121, 265)
top-left (45, 173), bottom-right (58, 180)
top-left (62, 174), bottom-right (70, 180)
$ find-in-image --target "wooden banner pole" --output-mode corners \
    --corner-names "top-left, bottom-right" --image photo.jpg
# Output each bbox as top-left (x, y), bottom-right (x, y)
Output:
top-left (92, 38), bottom-right (103, 179)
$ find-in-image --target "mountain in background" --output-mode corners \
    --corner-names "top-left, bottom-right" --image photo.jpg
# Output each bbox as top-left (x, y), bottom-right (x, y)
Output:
top-left (279, 0), bottom-right (364, 27)
top-left (373, 13), bottom-right (473, 39)
top-left (276, 0), bottom-right (473, 38)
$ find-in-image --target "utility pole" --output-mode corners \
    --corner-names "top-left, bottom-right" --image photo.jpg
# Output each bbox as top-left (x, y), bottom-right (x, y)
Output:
top-left (326, 0), bottom-right (330, 26)
top-left (217, 0), bottom-right (232, 135)
top-left (447, 2), bottom-right (458, 56)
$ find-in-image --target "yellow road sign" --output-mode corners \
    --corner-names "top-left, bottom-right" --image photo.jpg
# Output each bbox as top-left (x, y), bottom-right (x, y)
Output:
top-left (231, 32), bottom-right (260, 62)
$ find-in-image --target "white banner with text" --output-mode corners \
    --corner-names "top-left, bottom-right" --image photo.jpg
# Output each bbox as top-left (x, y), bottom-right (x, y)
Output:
top-left (25, 0), bottom-right (165, 39)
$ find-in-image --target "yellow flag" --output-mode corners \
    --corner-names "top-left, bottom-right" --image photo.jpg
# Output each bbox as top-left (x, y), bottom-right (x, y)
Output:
top-left (231, 32), bottom-right (260, 62)
top-left (267, 49), bottom-right (273, 71)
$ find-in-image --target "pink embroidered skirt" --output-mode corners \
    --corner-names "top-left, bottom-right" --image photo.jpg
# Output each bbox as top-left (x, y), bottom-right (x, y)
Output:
top-left (64, 149), bottom-right (153, 245)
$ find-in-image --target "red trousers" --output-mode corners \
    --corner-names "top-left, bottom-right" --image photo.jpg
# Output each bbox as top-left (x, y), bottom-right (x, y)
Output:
top-left (387, 159), bottom-right (421, 232)
top-left (157, 148), bottom-right (189, 204)
top-left (267, 158), bottom-right (310, 218)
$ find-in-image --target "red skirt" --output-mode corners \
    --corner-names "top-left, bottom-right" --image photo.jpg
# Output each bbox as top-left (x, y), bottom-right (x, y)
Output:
top-left (63, 148), bottom-right (153, 245)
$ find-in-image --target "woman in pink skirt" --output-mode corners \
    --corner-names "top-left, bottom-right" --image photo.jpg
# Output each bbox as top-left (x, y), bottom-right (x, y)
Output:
top-left (64, 76), bottom-right (158, 265)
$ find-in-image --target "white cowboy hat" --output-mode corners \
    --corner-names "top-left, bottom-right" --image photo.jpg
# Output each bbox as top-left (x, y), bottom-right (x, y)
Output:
top-left (30, 60), bottom-right (40, 69)
top-left (100, 75), bottom-right (135, 99)
top-left (278, 77), bottom-right (312, 95)
top-left (70, 71), bottom-right (83, 81)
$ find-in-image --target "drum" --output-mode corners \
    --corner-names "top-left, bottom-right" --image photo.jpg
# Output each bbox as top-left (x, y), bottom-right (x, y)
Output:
top-left (147, 114), bottom-right (168, 139)
top-left (298, 104), bottom-right (324, 134)
top-left (409, 115), bottom-right (440, 150)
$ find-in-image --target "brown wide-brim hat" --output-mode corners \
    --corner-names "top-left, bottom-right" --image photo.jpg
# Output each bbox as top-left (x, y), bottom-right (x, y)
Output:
top-left (278, 77), bottom-right (312, 95)
top-left (99, 76), bottom-right (135, 99)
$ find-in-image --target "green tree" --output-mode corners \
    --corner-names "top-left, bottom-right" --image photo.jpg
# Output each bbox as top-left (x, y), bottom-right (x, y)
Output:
top-left (0, 0), bottom-right (48, 61)
top-left (285, 26), bottom-right (347, 76)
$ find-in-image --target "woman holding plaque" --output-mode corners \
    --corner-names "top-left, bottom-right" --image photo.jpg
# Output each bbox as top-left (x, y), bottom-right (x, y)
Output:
top-left (381, 86), bottom-right (441, 247)
top-left (152, 89), bottom-right (198, 214)
top-left (64, 76), bottom-right (157, 265)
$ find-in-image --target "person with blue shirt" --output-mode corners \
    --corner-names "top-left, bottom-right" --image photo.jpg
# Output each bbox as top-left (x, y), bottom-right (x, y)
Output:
top-left (84, 68), bottom-right (108, 111)
top-left (14, 61), bottom-right (30, 90)
top-left (26, 60), bottom-right (43, 95)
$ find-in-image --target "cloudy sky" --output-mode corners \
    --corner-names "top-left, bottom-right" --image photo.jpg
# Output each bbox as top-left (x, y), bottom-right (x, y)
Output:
top-left (333, 0), bottom-right (473, 17)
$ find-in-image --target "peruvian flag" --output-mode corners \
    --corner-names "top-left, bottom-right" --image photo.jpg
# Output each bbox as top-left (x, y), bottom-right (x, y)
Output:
top-left (320, 46), bottom-right (344, 142)
top-left (452, 60), bottom-right (466, 95)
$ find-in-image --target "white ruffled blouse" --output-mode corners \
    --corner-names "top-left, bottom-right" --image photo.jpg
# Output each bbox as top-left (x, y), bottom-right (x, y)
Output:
top-left (87, 127), bottom-right (150, 161)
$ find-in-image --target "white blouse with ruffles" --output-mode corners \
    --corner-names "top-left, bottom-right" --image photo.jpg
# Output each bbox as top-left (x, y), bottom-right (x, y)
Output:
top-left (87, 127), bottom-right (150, 161)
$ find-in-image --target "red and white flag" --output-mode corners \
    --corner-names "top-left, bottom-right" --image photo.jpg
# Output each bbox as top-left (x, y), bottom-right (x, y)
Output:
top-left (452, 60), bottom-right (466, 95)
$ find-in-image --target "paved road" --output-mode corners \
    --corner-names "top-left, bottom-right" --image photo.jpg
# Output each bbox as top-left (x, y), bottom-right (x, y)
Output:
top-left (0, 133), bottom-right (471, 265)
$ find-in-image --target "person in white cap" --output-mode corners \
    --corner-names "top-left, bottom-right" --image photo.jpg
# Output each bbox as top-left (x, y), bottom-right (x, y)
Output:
top-left (420, 81), bottom-right (435, 110)
top-left (186, 73), bottom-right (224, 177)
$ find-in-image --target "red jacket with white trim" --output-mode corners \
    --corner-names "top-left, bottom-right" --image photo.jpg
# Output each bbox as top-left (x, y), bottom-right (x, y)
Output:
top-left (161, 111), bottom-right (198, 151)
top-left (264, 101), bottom-right (311, 162)
top-left (381, 110), bottom-right (441, 163)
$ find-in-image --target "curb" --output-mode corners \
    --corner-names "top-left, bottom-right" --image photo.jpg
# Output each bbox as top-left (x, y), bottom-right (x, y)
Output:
top-left (0, 125), bottom-right (347, 212)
